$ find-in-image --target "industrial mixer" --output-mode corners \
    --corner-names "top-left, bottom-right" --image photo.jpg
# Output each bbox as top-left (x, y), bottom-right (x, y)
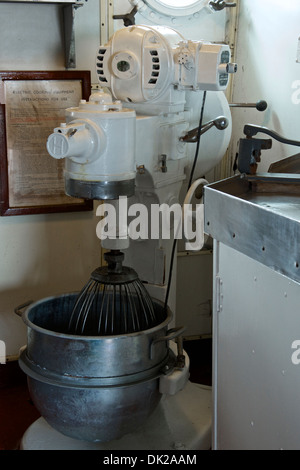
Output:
top-left (18, 24), bottom-right (235, 450)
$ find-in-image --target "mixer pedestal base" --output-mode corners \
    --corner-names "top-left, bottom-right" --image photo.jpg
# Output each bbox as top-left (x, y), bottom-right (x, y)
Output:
top-left (20, 381), bottom-right (211, 450)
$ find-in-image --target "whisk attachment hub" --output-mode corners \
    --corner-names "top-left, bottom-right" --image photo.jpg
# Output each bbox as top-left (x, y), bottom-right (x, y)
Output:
top-left (68, 250), bottom-right (164, 336)
top-left (91, 250), bottom-right (138, 284)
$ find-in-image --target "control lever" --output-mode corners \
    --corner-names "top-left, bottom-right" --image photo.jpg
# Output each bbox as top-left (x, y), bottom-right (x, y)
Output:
top-left (209, 0), bottom-right (237, 11)
top-left (180, 116), bottom-right (229, 143)
top-left (243, 124), bottom-right (300, 147)
top-left (235, 124), bottom-right (300, 174)
top-left (230, 100), bottom-right (268, 112)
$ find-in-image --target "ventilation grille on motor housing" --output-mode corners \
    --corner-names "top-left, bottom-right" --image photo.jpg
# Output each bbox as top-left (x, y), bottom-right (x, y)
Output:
top-left (96, 48), bottom-right (108, 83)
top-left (148, 50), bottom-right (160, 85)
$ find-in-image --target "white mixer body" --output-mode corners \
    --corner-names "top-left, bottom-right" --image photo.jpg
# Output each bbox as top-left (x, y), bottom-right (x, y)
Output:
top-left (97, 24), bottom-right (234, 106)
top-left (46, 23), bottom-right (235, 292)
top-left (47, 25), bottom-right (234, 200)
top-left (23, 22), bottom-right (237, 448)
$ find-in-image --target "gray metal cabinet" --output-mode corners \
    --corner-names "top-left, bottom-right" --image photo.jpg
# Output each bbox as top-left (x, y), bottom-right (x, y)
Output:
top-left (204, 174), bottom-right (300, 450)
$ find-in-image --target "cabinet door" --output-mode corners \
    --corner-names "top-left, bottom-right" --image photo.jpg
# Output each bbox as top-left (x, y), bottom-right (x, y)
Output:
top-left (213, 241), bottom-right (300, 450)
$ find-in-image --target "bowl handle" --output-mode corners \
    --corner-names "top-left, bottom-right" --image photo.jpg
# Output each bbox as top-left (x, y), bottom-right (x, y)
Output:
top-left (150, 326), bottom-right (186, 361)
top-left (14, 300), bottom-right (34, 317)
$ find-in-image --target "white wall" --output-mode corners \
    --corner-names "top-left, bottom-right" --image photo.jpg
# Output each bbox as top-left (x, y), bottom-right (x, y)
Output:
top-left (0, 1), bottom-right (101, 76)
top-left (0, 0), bottom-right (102, 357)
top-left (75, 0), bottom-right (101, 83)
top-left (230, 0), bottom-right (300, 172)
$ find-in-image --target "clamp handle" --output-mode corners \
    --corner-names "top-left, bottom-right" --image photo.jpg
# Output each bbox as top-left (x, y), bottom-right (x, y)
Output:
top-left (244, 124), bottom-right (300, 147)
top-left (210, 0), bottom-right (237, 11)
top-left (113, 5), bottom-right (138, 26)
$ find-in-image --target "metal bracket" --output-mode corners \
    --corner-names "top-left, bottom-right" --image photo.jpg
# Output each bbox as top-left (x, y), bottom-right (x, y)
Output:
top-left (235, 137), bottom-right (272, 174)
top-left (0, 1), bottom-right (84, 69)
top-left (63, 3), bottom-right (84, 68)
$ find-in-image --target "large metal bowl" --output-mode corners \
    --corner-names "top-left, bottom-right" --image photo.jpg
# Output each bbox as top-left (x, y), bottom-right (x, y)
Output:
top-left (18, 293), bottom-right (175, 442)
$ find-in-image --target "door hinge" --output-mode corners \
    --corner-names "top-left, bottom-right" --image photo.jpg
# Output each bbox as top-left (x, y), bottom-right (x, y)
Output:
top-left (216, 276), bottom-right (223, 313)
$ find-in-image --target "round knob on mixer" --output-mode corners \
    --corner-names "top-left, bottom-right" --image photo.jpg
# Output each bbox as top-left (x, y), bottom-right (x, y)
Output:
top-left (255, 100), bottom-right (268, 111)
top-left (229, 100), bottom-right (268, 111)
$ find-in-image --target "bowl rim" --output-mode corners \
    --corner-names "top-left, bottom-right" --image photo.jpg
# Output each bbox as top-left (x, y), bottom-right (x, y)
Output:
top-left (21, 292), bottom-right (173, 340)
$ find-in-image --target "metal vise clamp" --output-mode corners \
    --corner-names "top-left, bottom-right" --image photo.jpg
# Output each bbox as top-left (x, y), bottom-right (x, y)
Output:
top-left (235, 124), bottom-right (300, 174)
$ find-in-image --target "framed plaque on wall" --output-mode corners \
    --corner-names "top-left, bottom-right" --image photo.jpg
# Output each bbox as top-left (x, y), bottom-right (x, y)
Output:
top-left (0, 70), bottom-right (93, 216)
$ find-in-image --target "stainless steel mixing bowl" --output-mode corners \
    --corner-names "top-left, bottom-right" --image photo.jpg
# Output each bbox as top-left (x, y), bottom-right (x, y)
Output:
top-left (17, 293), bottom-right (177, 442)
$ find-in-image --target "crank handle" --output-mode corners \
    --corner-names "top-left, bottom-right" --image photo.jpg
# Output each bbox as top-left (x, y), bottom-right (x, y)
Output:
top-left (180, 116), bottom-right (229, 143)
